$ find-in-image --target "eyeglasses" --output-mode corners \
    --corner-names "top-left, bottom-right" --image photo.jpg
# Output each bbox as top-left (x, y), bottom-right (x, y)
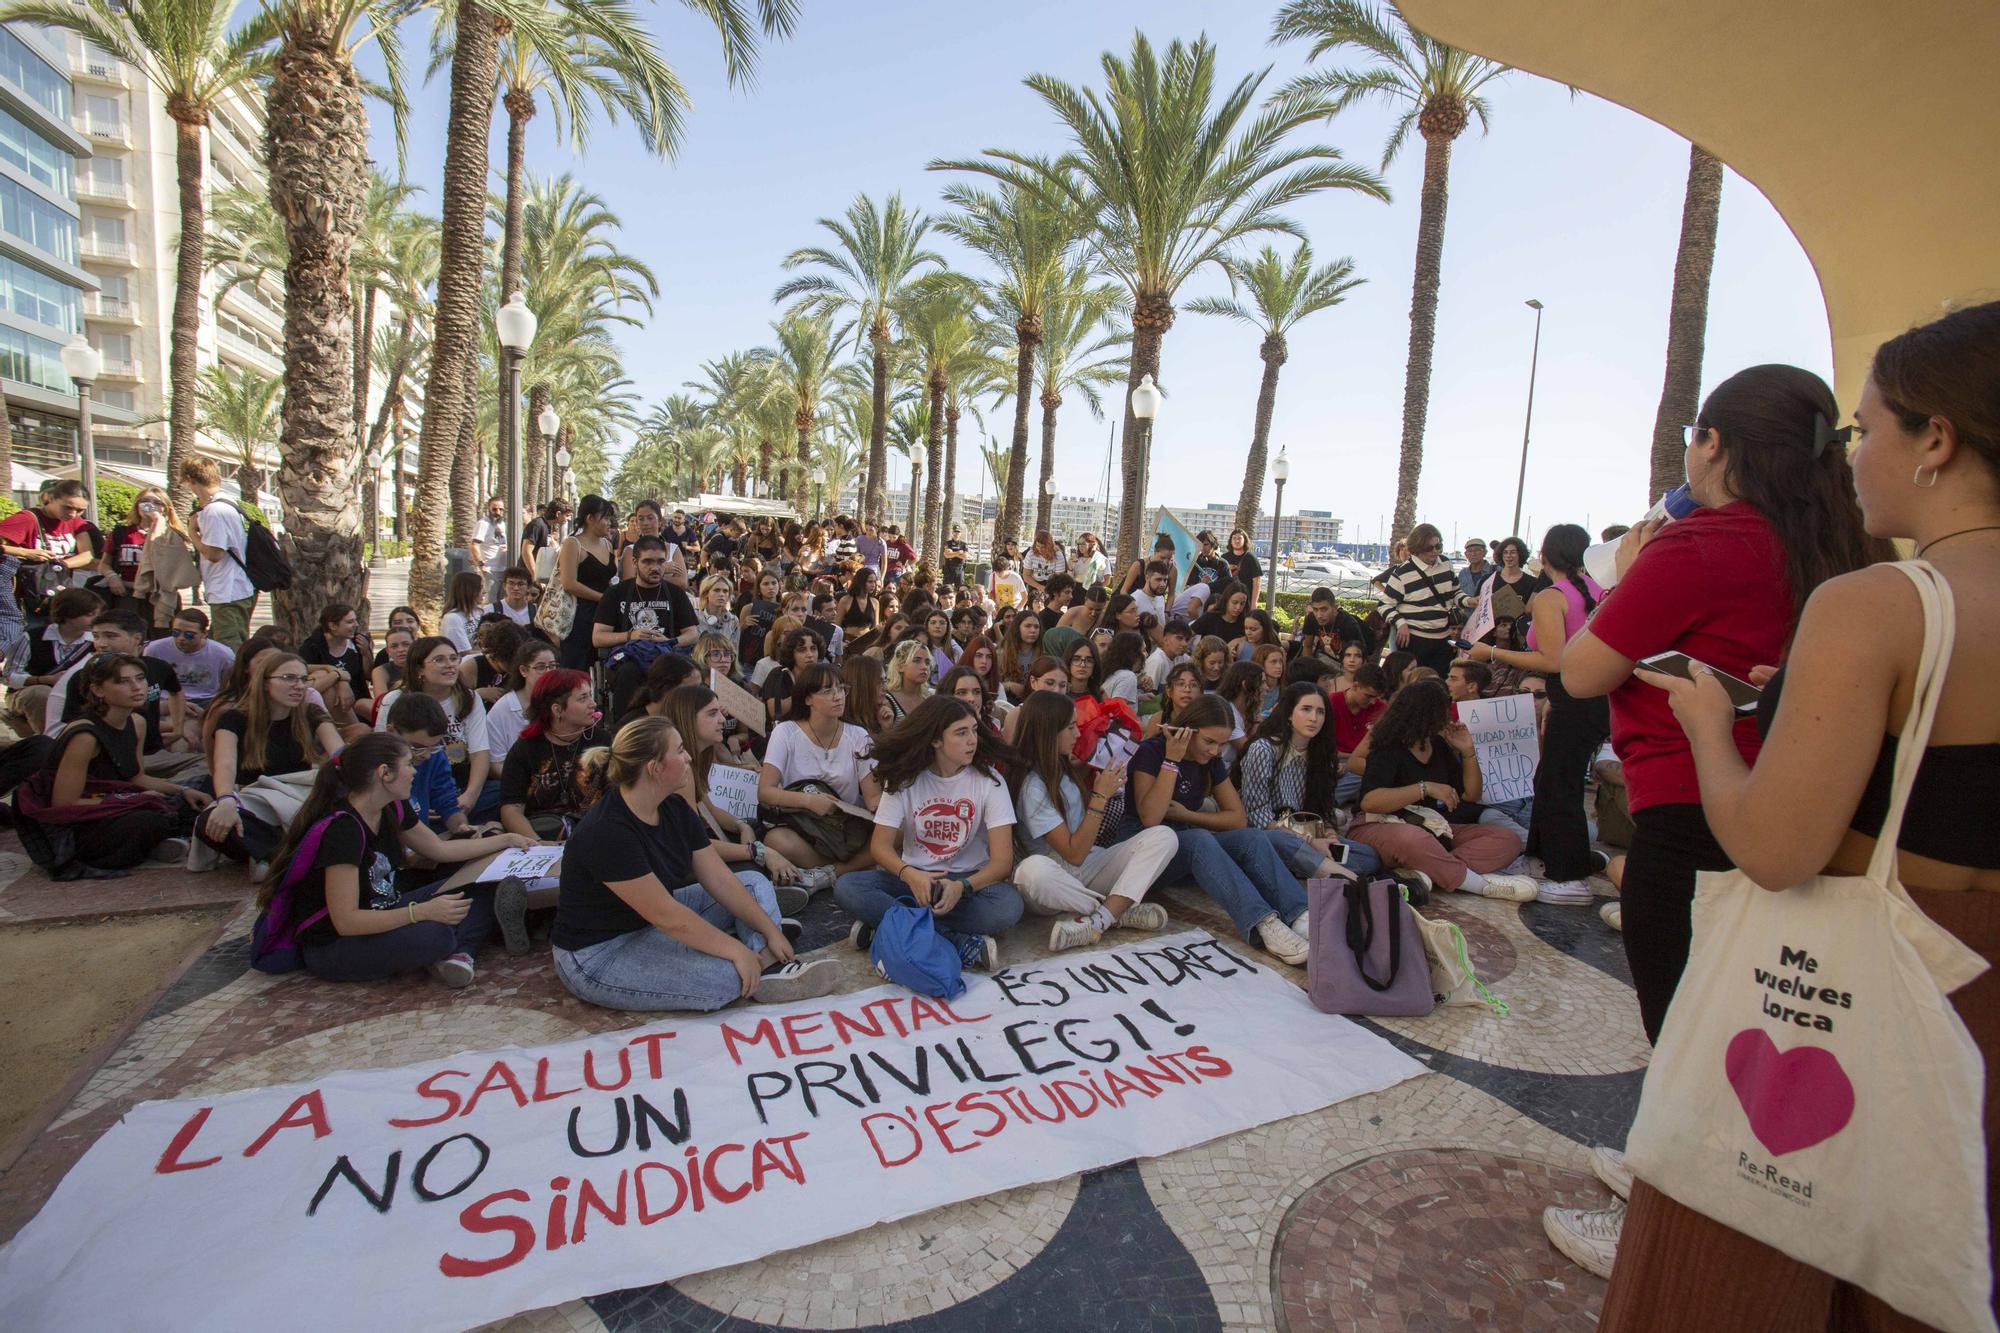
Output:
top-left (406, 743), bottom-right (441, 761)
top-left (269, 672), bottom-right (308, 685)
top-left (171, 629), bottom-right (200, 641)
top-left (1681, 423), bottom-right (1710, 448)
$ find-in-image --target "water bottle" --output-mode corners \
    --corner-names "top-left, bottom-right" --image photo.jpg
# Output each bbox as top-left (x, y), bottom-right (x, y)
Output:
top-left (1584, 483), bottom-right (1699, 589)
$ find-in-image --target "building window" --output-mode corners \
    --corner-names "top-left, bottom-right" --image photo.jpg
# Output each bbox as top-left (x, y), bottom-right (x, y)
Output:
top-left (0, 111), bottom-right (73, 194)
top-left (82, 93), bottom-right (120, 137)
top-left (87, 212), bottom-right (124, 245)
top-left (0, 175), bottom-right (76, 261)
top-left (95, 271), bottom-right (127, 302)
top-left (0, 323), bottom-right (74, 393)
top-left (0, 252), bottom-right (78, 332)
top-left (94, 385), bottom-right (134, 410)
top-left (0, 28), bottom-right (71, 122)
top-left (92, 330), bottom-right (131, 368)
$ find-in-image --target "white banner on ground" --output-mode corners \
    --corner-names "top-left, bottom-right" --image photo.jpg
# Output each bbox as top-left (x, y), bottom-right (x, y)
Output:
top-left (0, 933), bottom-right (1421, 1333)
top-left (706, 764), bottom-right (761, 826)
top-left (1457, 692), bottom-right (1541, 804)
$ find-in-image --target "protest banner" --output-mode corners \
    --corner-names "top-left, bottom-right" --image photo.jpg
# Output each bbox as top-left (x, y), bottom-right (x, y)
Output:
top-left (711, 668), bottom-right (769, 736)
top-left (1457, 693), bottom-right (1541, 803)
top-left (1463, 581), bottom-right (1495, 646)
top-left (0, 933), bottom-right (1420, 1332)
top-left (706, 764), bottom-right (761, 826)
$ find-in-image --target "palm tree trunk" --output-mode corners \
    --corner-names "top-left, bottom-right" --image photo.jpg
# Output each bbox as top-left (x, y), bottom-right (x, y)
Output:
top-left (795, 407), bottom-right (813, 513)
top-left (363, 316), bottom-right (414, 464)
top-left (1390, 126), bottom-right (1458, 540)
top-left (166, 112), bottom-right (206, 514)
top-left (921, 381), bottom-right (945, 564)
top-left (351, 284), bottom-right (375, 443)
top-left (1035, 387), bottom-right (1059, 537)
top-left (1233, 334), bottom-right (1287, 536)
top-left (863, 321), bottom-right (890, 524)
top-left (266, 24), bottom-right (370, 643)
top-left (906, 450), bottom-right (923, 540)
top-left (500, 90), bottom-right (533, 298)
top-left (1000, 319), bottom-right (1039, 547)
top-left (943, 404), bottom-right (960, 541)
top-left (1649, 144), bottom-right (1724, 502)
top-left (1115, 292), bottom-right (1174, 567)
top-left (451, 358), bottom-right (479, 545)
top-left (408, 2), bottom-right (499, 623)
top-left (390, 397), bottom-right (406, 541)
top-left (523, 381), bottom-right (549, 508)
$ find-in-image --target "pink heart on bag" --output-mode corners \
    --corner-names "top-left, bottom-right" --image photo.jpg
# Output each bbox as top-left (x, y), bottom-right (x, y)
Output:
top-left (1724, 1029), bottom-right (1855, 1157)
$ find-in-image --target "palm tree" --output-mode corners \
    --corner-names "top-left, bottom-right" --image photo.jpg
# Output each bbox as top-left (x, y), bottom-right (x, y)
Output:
top-left (937, 33), bottom-right (1388, 566)
top-left (776, 193), bottom-right (944, 525)
top-left (934, 179), bottom-right (1078, 548)
top-left (349, 173), bottom-right (421, 443)
top-left (813, 438), bottom-right (861, 515)
top-left (196, 362), bottom-right (283, 496)
top-left (888, 400), bottom-right (930, 537)
top-left (895, 279), bottom-right (985, 560)
top-left (1272, 0), bottom-right (1512, 538)
top-left (761, 313), bottom-right (845, 508)
top-left (689, 350), bottom-right (780, 496)
top-left (1648, 145), bottom-right (1723, 502)
top-left (1189, 241), bottom-right (1363, 533)
top-left (1031, 262), bottom-right (1129, 536)
top-left (1, 0), bottom-right (267, 510)
top-left (943, 347), bottom-right (1007, 540)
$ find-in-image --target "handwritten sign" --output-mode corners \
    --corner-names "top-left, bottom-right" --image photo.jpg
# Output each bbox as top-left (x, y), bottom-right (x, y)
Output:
top-left (1464, 581), bottom-right (1495, 646)
top-left (711, 668), bottom-right (768, 736)
top-left (1456, 693), bottom-right (1541, 804)
top-left (475, 845), bottom-right (563, 884)
top-left (706, 764), bottom-right (761, 826)
top-left (0, 933), bottom-right (1420, 1332)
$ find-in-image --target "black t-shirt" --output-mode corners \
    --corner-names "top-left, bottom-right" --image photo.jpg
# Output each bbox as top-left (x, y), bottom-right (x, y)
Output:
top-left (662, 523), bottom-right (699, 556)
top-left (217, 705), bottom-right (329, 781)
top-left (300, 632), bottom-right (371, 700)
top-left (1361, 741), bottom-right (1478, 821)
top-left (1222, 551), bottom-right (1263, 586)
top-left (553, 789), bottom-right (711, 950)
top-left (593, 579), bottom-right (696, 640)
top-left (59, 654), bottom-right (180, 753)
top-left (941, 539), bottom-right (968, 582)
top-left (1191, 553), bottom-right (1229, 587)
top-left (523, 516), bottom-right (551, 556)
top-left (1126, 733), bottom-right (1229, 814)
top-left (499, 731), bottom-right (596, 820)
top-left (290, 801), bottom-right (419, 947)
top-left (1190, 612), bottom-right (1244, 642)
top-left (761, 666), bottom-right (796, 720)
top-left (49, 717), bottom-right (140, 784)
top-left (704, 533), bottom-right (740, 564)
top-left (804, 616), bottom-right (838, 649)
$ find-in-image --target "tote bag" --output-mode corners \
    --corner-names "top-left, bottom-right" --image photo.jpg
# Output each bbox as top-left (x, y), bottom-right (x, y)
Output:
top-left (1306, 875), bottom-right (1435, 1017)
top-left (1624, 561), bottom-right (1994, 1333)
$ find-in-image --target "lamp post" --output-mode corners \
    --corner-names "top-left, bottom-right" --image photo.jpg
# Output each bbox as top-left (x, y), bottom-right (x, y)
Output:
top-left (60, 336), bottom-right (103, 522)
top-left (1510, 299), bottom-right (1545, 539)
top-left (364, 447), bottom-right (382, 563)
top-left (1128, 373), bottom-right (1161, 562)
top-left (1041, 473), bottom-right (1055, 541)
top-left (494, 294), bottom-right (538, 561)
top-left (1267, 446), bottom-right (1289, 613)
top-left (538, 403), bottom-right (561, 504)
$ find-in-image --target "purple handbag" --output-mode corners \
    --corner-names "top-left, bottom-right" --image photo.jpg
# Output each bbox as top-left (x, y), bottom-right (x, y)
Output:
top-left (1305, 876), bottom-right (1435, 1016)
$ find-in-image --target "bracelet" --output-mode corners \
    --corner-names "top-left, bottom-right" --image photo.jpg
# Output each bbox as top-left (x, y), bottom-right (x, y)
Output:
top-left (406, 903), bottom-right (417, 924)
top-left (1419, 781), bottom-right (1428, 800)
top-left (218, 793), bottom-right (239, 805)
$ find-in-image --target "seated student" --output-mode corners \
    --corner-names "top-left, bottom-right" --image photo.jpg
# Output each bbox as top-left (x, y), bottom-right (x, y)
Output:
top-left (1191, 580), bottom-right (1250, 644)
top-left (1233, 607), bottom-right (1280, 662)
top-left (373, 636), bottom-right (492, 816)
top-left (883, 637), bottom-right (933, 725)
top-left (692, 630), bottom-right (755, 758)
top-left (489, 566), bottom-right (537, 627)
top-left (437, 571), bottom-right (485, 653)
top-left (304, 660), bottom-right (372, 746)
top-left (758, 662), bottom-right (877, 892)
top-left (939, 665), bottom-right (1002, 740)
top-left (759, 624), bottom-right (822, 728)
top-left (34, 654), bottom-right (208, 868)
top-left (1142, 619), bottom-right (1193, 692)
top-left (840, 653), bottom-right (892, 733)
top-left (1008, 691), bottom-right (1175, 950)
top-left (1153, 662), bottom-right (1205, 739)
top-left (1235, 682), bottom-right (1384, 880)
top-left (384, 692), bottom-right (475, 834)
top-left (1190, 634), bottom-right (1231, 690)
top-left (660, 683), bottom-right (806, 899)
top-left (1122, 695), bottom-right (1314, 965)
top-left (46, 610), bottom-right (185, 758)
top-left (593, 537), bottom-right (698, 721)
top-left (1096, 630), bottom-right (1145, 709)
top-left (370, 627), bottom-right (415, 705)
top-left (550, 716), bottom-right (837, 1010)
top-left (259, 733), bottom-right (535, 987)
top-left (987, 555), bottom-right (1027, 612)
top-left (485, 637), bottom-right (556, 778)
top-left (1330, 663), bottom-right (1388, 806)
top-left (1289, 586), bottom-right (1374, 663)
top-left (955, 635), bottom-right (1003, 704)
top-left (498, 669), bottom-right (602, 840)
top-left (833, 696), bottom-right (1024, 971)
top-left (1342, 678), bottom-right (1537, 901)
top-left (1446, 658), bottom-right (1492, 703)
top-left (200, 651), bottom-right (344, 865)
top-left (1329, 640), bottom-right (1369, 693)
top-left (613, 652), bottom-right (699, 732)
top-left (1379, 648), bottom-right (1416, 699)
top-left (457, 615), bottom-right (521, 703)
top-left (5, 587), bottom-right (101, 736)
top-left (1214, 660), bottom-right (1267, 756)
top-left (995, 608), bottom-right (1044, 702)
top-left (299, 603), bottom-right (372, 704)
top-left (200, 628), bottom-right (321, 754)
top-left (1250, 642), bottom-right (1287, 716)
top-left (1003, 654), bottom-right (1070, 745)
top-left (147, 608), bottom-right (236, 746)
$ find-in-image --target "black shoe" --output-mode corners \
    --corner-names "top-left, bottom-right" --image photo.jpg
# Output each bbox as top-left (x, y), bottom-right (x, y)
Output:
top-left (848, 919), bottom-right (873, 952)
top-left (494, 876), bottom-right (532, 956)
top-left (1397, 872), bottom-right (1432, 907)
top-left (775, 883), bottom-right (811, 917)
top-left (1588, 849), bottom-right (1612, 877)
top-left (781, 916), bottom-right (803, 944)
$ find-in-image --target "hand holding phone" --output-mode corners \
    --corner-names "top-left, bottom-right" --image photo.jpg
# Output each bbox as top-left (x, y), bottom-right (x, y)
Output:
top-left (1638, 651), bottom-right (1763, 714)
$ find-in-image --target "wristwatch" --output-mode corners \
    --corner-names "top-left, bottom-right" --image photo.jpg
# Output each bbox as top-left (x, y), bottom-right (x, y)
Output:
top-left (751, 840), bottom-right (767, 868)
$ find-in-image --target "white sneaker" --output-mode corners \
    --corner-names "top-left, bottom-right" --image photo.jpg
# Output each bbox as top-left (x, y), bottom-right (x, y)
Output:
top-left (754, 958), bottom-right (840, 1003)
top-left (1543, 1200), bottom-right (1624, 1279)
top-left (1465, 873), bottom-right (1538, 902)
top-left (1591, 1145), bottom-right (1633, 1200)
top-left (1502, 854), bottom-right (1544, 878)
top-left (1256, 915), bottom-right (1310, 966)
top-left (795, 864), bottom-right (838, 892)
top-left (428, 952), bottom-right (475, 989)
top-left (1117, 902), bottom-right (1169, 932)
top-left (1536, 878), bottom-right (1595, 905)
top-left (1049, 915), bottom-right (1103, 951)
top-left (1600, 901), bottom-right (1623, 932)
top-left (148, 837), bottom-right (190, 864)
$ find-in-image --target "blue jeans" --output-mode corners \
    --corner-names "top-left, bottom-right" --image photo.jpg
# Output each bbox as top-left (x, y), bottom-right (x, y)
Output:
top-left (1154, 825), bottom-right (1307, 941)
top-left (1335, 771), bottom-right (1362, 807)
top-left (301, 881), bottom-right (496, 982)
top-left (1480, 797), bottom-right (1532, 842)
top-left (833, 868), bottom-right (1024, 952)
top-left (553, 871), bottom-right (781, 1012)
top-left (1265, 827), bottom-right (1384, 879)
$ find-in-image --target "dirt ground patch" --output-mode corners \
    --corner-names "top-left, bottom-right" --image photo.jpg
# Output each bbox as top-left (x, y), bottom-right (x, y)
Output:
top-left (0, 910), bottom-right (229, 1153)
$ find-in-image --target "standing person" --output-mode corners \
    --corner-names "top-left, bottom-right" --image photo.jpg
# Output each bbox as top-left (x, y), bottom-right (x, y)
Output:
top-left (1069, 531), bottom-right (1108, 590)
top-left (1468, 523), bottom-right (1609, 905)
top-left (1022, 530), bottom-right (1066, 597)
top-left (1189, 530), bottom-right (1230, 587)
top-left (884, 524), bottom-right (918, 587)
top-left (554, 495), bottom-right (618, 670)
top-left (1, 480), bottom-right (99, 652)
top-left (853, 519), bottom-right (887, 580)
top-left (1457, 537), bottom-right (1494, 605)
top-left (1117, 533), bottom-right (1178, 598)
top-left (519, 497), bottom-right (569, 579)
top-left (299, 604), bottom-right (373, 705)
top-left (471, 495), bottom-right (510, 599)
top-left (96, 486), bottom-right (181, 624)
top-left (1486, 537), bottom-right (1546, 624)
top-left (1221, 528), bottom-right (1263, 606)
top-left (181, 461), bottom-right (256, 648)
top-left (146, 609), bottom-right (234, 746)
top-left (1377, 523), bottom-right (1462, 674)
top-left (832, 695), bottom-right (1025, 970)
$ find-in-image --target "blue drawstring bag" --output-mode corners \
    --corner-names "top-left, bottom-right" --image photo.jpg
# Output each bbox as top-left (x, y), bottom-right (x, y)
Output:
top-left (869, 896), bottom-right (966, 999)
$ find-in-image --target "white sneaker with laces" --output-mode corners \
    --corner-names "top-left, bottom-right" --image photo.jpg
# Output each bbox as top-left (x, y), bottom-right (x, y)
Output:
top-left (1591, 1145), bottom-right (1633, 1200)
top-left (1256, 915), bottom-right (1311, 966)
top-left (1118, 902), bottom-right (1169, 932)
top-left (1543, 1200), bottom-right (1625, 1279)
top-left (754, 958), bottom-right (840, 1003)
top-left (1049, 916), bottom-right (1103, 951)
top-left (1465, 873), bottom-right (1538, 902)
top-left (1600, 901), bottom-right (1623, 932)
top-left (1536, 878), bottom-right (1596, 905)
top-left (428, 952), bottom-right (475, 989)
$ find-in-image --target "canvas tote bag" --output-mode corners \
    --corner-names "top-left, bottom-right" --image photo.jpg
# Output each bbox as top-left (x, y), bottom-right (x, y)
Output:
top-left (1624, 560), bottom-right (1994, 1333)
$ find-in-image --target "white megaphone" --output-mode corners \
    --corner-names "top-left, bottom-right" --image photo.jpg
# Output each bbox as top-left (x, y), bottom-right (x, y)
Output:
top-left (1584, 484), bottom-right (1701, 589)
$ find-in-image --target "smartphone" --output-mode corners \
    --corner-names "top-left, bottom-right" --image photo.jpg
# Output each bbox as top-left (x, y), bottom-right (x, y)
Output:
top-left (1639, 651), bottom-right (1762, 714)
top-left (1330, 842), bottom-right (1351, 865)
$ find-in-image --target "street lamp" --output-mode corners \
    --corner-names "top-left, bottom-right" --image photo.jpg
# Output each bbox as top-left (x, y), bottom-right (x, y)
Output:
top-left (1267, 446), bottom-right (1290, 613)
top-left (60, 336), bottom-right (103, 522)
top-left (538, 403), bottom-right (562, 502)
top-left (494, 294), bottom-right (538, 559)
top-left (1128, 374), bottom-right (1161, 563)
top-left (1040, 472), bottom-right (1055, 537)
top-left (1510, 299), bottom-right (1545, 539)
top-left (364, 447), bottom-right (383, 563)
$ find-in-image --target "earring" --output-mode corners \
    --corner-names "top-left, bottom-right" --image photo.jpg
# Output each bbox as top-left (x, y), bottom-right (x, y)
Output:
top-left (1914, 466), bottom-right (1940, 489)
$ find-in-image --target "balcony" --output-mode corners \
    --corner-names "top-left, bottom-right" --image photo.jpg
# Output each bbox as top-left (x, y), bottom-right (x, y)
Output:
top-left (76, 177), bottom-right (133, 207)
top-left (95, 357), bottom-right (140, 380)
top-left (218, 327), bottom-right (282, 373)
top-left (69, 55), bottom-right (129, 88)
top-left (79, 237), bottom-right (136, 264)
top-left (72, 117), bottom-right (130, 148)
top-left (84, 293), bottom-right (137, 322)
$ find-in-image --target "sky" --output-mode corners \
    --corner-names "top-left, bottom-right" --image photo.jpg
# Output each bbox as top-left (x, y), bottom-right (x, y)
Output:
top-left (366, 0), bottom-right (1833, 547)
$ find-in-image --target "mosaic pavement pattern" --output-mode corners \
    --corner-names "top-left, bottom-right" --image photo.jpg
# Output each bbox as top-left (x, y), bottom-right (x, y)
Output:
top-left (0, 828), bottom-right (1635, 1331)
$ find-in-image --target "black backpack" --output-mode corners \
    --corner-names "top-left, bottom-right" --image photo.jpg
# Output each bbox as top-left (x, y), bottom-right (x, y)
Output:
top-left (217, 499), bottom-right (293, 592)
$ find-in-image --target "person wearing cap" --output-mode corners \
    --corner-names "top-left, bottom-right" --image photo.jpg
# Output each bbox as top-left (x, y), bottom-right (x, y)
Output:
top-left (1458, 538), bottom-right (1494, 605)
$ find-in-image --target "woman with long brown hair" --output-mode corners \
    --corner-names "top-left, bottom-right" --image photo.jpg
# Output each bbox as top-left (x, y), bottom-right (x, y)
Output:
top-left (200, 650), bottom-right (343, 865)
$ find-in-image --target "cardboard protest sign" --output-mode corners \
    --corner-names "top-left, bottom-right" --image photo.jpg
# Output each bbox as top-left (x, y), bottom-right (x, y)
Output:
top-left (711, 668), bottom-right (768, 736)
top-left (706, 764), bottom-right (761, 826)
top-left (0, 933), bottom-right (1420, 1332)
top-left (1463, 581), bottom-right (1495, 646)
top-left (1456, 693), bottom-right (1541, 803)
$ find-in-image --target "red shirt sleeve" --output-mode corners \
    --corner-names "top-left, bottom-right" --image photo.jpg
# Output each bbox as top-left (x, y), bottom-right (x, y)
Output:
top-left (0, 511), bottom-right (36, 548)
top-left (1586, 523), bottom-right (1705, 665)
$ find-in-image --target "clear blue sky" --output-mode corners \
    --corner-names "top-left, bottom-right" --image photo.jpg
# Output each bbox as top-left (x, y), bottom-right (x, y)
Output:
top-left (368, 0), bottom-right (1831, 545)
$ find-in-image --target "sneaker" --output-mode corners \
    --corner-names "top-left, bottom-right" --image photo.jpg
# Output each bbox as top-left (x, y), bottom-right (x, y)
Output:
top-left (796, 864), bottom-right (838, 892)
top-left (1117, 902), bottom-right (1169, 932)
top-left (494, 876), bottom-right (531, 956)
top-left (1501, 854), bottom-right (1544, 878)
top-left (1464, 873), bottom-right (1538, 902)
top-left (148, 836), bottom-right (190, 865)
top-left (959, 934), bottom-right (1000, 972)
top-left (1588, 848), bottom-right (1613, 877)
top-left (248, 859), bottom-right (271, 881)
top-left (1600, 901), bottom-right (1623, 932)
top-left (848, 918), bottom-right (874, 952)
top-left (1536, 878), bottom-right (1596, 906)
top-left (780, 916), bottom-right (803, 944)
top-left (1255, 915), bottom-right (1311, 966)
top-left (775, 883), bottom-right (812, 917)
top-left (429, 952), bottom-right (475, 989)
top-left (1591, 1146), bottom-right (1633, 1200)
top-left (1543, 1200), bottom-right (1625, 1279)
top-left (1049, 915), bottom-right (1104, 951)
top-left (1394, 869), bottom-right (1433, 906)
top-left (753, 958), bottom-right (840, 1004)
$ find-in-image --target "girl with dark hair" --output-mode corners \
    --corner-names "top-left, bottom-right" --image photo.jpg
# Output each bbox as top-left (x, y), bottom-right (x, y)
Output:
top-left (759, 625), bottom-right (823, 727)
top-left (438, 571), bottom-right (485, 654)
top-left (995, 609), bottom-right (1044, 702)
top-left (841, 653), bottom-right (892, 733)
top-left (1153, 662), bottom-right (1204, 738)
top-left (1343, 678), bottom-right (1538, 902)
top-left (919, 608), bottom-right (957, 683)
top-left (1487, 536), bottom-right (1545, 623)
top-left (938, 665), bottom-right (1000, 738)
top-left (1215, 660), bottom-right (1267, 744)
top-left (1003, 654), bottom-right (1072, 745)
top-left (1236, 682), bottom-right (1384, 883)
top-left (836, 568), bottom-right (879, 632)
top-left (833, 696), bottom-right (1025, 971)
top-left (497, 668), bottom-right (601, 840)
top-left (555, 495), bottom-right (617, 669)
top-left (1233, 607), bottom-right (1279, 661)
top-left (375, 636), bottom-right (491, 814)
top-left (615, 652), bottom-right (700, 731)
top-left (258, 733), bottom-right (533, 986)
top-left (1379, 649), bottom-right (1415, 699)
top-left (1101, 591), bottom-right (1141, 634)
top-left (1191, 580), bottom-right (1249, 643)
top-left (1061, 582), bottom-right (1106, 634)
top-left (1095, 630), bottom-right (1142, 707)
top-left (1470, 523), bottom-right (1610, 905)
top-left (551, 717), bottom-right (837, 1010)
top-left (758, 661), bottom-right (878, 897)
top-left (300, 603), bottom-right (372, 703)
top-left (957, 636), bottom-right (1002, 702)
top-left (201, 650), bottom-right (342, 864)
top-left (1008, 691), bottom-right (1177, 950)
top-left (660, 684), bottom-right (805, 900)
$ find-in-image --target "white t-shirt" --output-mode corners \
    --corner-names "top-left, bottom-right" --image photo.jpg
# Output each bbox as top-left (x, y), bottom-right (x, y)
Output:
top-left (989, 569), bottom-right (1027, 610)
top-left (1142, 647), bottom-right (1187, 690)
top-left (373, 688), bottom-right (488, 768)
top-left (472, 517), bottom-right (508, 573)
top-left (146, 637), bottom-right (235, 702)
top-left (764, 718), bottom-right (873, 806)
top-left (874, 766), bottom-right (1015, 876)
top-left (485, 689), bottom-right (528, 764)
top-left (196, 500), bottom-right (253, 603)
top-left (1131, 588), bottom-right (1168, 623)
top-left (1016, 770), bottom-right (1083, 859)
top-left (1023, 549), bottom-right (1065, 586)
top-left (492, 600), bottom-right (532, 626)
top-left (1101, 668), bottom-right (1140, 709)
top-left (438, 610), bottom-right (475, 653)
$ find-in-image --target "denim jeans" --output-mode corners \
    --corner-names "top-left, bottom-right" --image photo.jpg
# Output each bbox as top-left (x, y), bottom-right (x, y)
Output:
top-left (301, 880), bottom-right (497, 982)
top-left (1479, 797), bottom-right (1533, 842)
top-left (1153, 825), bottom-right (1306, 941)
top-left (553, 871), bottom-right (781, 1012)
top-left (1264, 826), bottom-right (1384, 880)
top-left (1334, 771), bottom-right (1363, 807)
top-left (833, 868), bottom-right (1024, 952)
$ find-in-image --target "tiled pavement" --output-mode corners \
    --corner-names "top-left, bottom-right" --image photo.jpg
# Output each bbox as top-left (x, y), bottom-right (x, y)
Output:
top-left (0, 831), bottom-right (1635, 1330)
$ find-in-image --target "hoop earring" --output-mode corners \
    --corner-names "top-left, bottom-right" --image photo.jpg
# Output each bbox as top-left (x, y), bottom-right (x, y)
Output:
top-left (1914, 466), bottom-right (1940, 489)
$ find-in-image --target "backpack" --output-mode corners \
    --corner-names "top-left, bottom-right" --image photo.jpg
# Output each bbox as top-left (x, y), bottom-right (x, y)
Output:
top-left (869, 896), bottom-right (966, 999)
top-left (216, 499), bottom-right (293, 592)
top-left (249, 805), bottom-right (396, 973)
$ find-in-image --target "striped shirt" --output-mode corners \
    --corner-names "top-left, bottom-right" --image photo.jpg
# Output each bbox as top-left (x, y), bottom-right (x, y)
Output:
top-left (1377, 558), bottom-right (1460, 642)
top-left (1237, 736), bottom-right (1314, 829)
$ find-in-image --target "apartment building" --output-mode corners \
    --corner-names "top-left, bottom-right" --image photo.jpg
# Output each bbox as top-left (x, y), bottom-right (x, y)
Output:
top-left (1164, 501), bottom-right (1344, 552)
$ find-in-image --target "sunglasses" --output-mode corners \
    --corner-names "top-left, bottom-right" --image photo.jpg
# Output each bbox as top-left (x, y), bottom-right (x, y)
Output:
top-left (171, 629), bottom-right (200, 641)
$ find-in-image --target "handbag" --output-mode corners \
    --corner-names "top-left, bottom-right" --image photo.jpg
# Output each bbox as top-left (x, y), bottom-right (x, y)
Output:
top-left (773, 779), bottom-right (872, 863)
top-left (1411, 906), bottom-right (1508, 1013)
top-left (535, 558), bottom-right (576, 638)
top-left (1305, 874), bottom-right (1435, 1017)
top-left (1624, 561), bottom-right (1994, 1333)
top-left (869, 895), bottom-right (966, 999)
